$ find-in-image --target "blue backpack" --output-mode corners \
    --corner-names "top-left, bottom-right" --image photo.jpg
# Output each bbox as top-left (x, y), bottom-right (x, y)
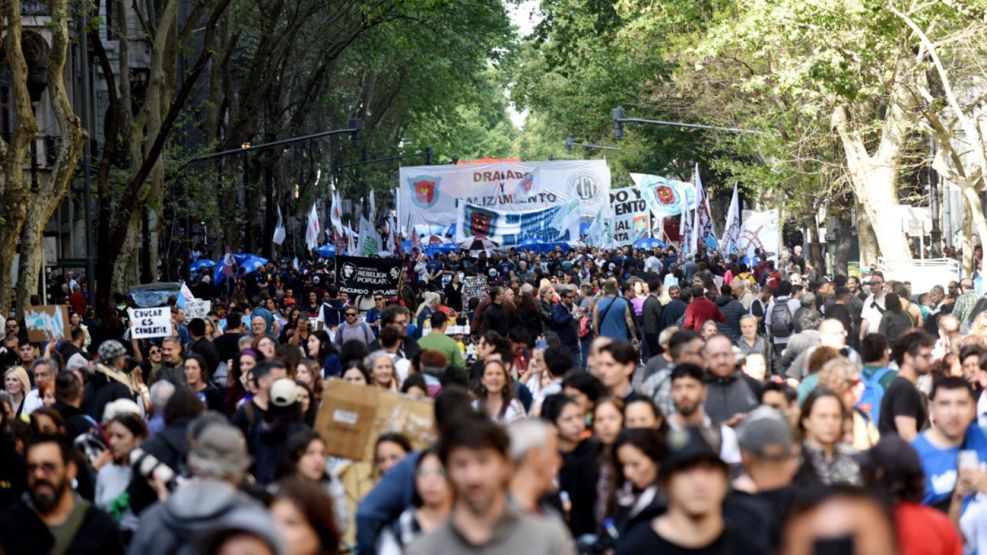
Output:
top-left (858, 366), bottom-right (896, 423)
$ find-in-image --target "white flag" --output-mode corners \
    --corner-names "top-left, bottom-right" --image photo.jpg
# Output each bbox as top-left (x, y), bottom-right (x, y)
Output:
top-left (357, 217), bottom-right (381, 256)
top-left (272, 206), bottom-right (286, 245)
top-left (330, 190), bottom-right (343, 232)
top-left (369, 190), bottom-right (376, 223)
top-left (689, 164), bottom-right (700, 256)
top-left (305, 203), bottom-right (321, 251)
top-left (549, 197), bottom-right (581, 240)
top-left (720, 183), bottom-right (741, 254)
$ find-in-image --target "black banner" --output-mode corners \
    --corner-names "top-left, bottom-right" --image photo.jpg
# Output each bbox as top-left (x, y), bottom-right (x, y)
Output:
top-left (335, 256), bottom-right (402, 296)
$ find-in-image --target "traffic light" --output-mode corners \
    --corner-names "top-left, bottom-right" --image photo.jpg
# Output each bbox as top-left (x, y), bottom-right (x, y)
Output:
top-left (612, 107), bottom-right (625, 139)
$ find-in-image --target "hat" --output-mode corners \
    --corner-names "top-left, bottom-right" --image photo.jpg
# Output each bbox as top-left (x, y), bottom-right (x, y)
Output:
top-left (737, 406), bottom-right (793, 459)
top-left (189, 422), bottom-right (250, 477)
top-left (66, 353), bottom-right (89, 372)
top-left (98, 340), bottom-right (127, 361)
top-left (662, 426), bottom-right (727, 475)
top-left (102, 398), bottom-right (141, 422)
top-left (270, 378), bottom-right (299, 407)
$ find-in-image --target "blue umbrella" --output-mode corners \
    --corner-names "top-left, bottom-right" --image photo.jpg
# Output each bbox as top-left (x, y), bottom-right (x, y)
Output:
top-left (189, 259), bottom-right (215, 272)
top-left (239, 256), bottom-right (267, 275)
top-left (234, 253), bottom-right (269, 266)
top-left (518, 237), bottom-right (546, 251)
top-left (315, 244), bottom-right (336, 258)
top-left (634, 237), bottom-right (667, 250)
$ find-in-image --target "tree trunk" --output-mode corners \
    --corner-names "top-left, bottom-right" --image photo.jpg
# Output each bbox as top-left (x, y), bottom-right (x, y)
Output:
top-left (855, 201), bottom-right (880, 268)
top-left (831, 210), bottom-right (853, 276)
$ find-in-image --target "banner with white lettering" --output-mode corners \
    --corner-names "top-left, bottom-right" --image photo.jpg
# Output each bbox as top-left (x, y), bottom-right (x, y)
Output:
top-left (127, 307), bottom-right (173, 339)
top-left (335, 256), bottom-right (402, 296)
top-left (398, 159), bottom-right (611, 230)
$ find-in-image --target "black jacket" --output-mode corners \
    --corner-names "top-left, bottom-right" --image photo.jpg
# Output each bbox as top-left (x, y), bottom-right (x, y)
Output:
top-left (191, 337), bottom-right (221, 374)
top-left (52, 401), bottom-right (97, 440)
top-left (483, 302), bottom-right (511, 337)
top-left (82, 371), bottom-right (134, 422)
top-left (0, 496), bottom-right (124, 555)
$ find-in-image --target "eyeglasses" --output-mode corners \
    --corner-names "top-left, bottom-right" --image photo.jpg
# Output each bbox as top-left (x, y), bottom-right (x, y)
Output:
top-left (345, 313), bottom-right (358, 318)
top-left (149, 349), bottom-right (161, 355)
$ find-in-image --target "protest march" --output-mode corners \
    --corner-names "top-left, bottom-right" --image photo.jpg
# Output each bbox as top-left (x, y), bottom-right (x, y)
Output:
top-left (2, 154), bottom-right (986, 555)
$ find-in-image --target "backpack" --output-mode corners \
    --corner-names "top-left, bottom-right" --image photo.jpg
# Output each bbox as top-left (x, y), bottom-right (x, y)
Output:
top-left (769, 301), bottom-right (794, 338)
top-left (857, 366), bottom-right (896, 423)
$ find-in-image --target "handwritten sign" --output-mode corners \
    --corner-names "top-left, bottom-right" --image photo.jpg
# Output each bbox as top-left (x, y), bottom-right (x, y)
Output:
top-left (127, 307), bottom-right (173, 339)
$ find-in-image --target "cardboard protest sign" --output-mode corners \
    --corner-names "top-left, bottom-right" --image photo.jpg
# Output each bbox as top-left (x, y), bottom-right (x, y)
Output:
top-left (184, 299), bottom-right (211, 320)
top-left (335, 256), bottom-right (402, 297)
top-left (315, 380), bottom-right (435, 461)
top-left (127, 307), bottom-right (173, 339)
top-left (24, 305), bottom-right (71, 342)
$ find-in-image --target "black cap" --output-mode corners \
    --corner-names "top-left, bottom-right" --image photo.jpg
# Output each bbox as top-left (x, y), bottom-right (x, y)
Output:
top-left (662, 426), bottom-right (727, 476)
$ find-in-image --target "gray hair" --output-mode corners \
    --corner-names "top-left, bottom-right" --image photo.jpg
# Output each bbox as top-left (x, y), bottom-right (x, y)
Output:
top-left (730, 278), bottom-right (748, 291)
top-left (658, 326), bottom-right (679, 346)
top-left (508, 418), bottom-right (553, 463)
top-left (31, 358), bottom-right (55, 374)
top-left (187, 422), bottom-right (251, 481)
top-left (237, 336), bottom-right (255, 350)
top-left (363, 350), bottom-right (394, 372)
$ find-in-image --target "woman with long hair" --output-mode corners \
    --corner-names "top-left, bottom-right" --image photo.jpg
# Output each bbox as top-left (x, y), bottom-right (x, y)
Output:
top-left (183, 353), bottom-right (224, 412)
top-left (295, 358), bottom-right (324, 404)
top-left (816, 357), bottom-right (879, 450)
top-left (276, 430), bottom-right (349, 537)
top-left (228, 349), bottom-right (259, 412)
top-left (473, 359), bottom-right (526, 423)
top-left (3, 367), bottom-right (29, 418)
top-left (592, 397), bottom-right (623, 524)
top-left (270, 478), bottom-right (341, 555)
top-left (541, 393), bottom-right (600, 538)
top-left (307, 330), bottom-right (341, 378)
top-left (878, 292), bottom-right (914, 343)
top-left (377, 448), bottom-right (452, 554)
top-left (795, 388), bottom-right (862, 486)
top-left (608, 428), bottom-right (665, 537)
top-left (253, 335), bottom-right (279, 360)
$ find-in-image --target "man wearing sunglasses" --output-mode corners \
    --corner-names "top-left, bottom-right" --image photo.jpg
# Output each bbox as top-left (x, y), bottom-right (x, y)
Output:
top-left (859, 271), bottom-right (887, 343)
top-left (334, 308), bottom-right (375, 348)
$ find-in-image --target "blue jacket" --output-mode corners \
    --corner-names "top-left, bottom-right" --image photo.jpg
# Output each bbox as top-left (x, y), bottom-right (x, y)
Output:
top-left (550, 302), bottom-right (579, 346)
top-left (356, 451), bottom-right (422, 553)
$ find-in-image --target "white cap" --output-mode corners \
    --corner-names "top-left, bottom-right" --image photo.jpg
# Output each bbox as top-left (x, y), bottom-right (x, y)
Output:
top-left (270, 378), bottom-right (298, 407)
top-left (103, 398), bottom-right (141, 422)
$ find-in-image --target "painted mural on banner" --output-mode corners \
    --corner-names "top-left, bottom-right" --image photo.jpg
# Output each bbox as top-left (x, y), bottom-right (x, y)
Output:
top-left (398, 159), bottom-right (611, 231)
top-left (335, 256), bottom-right (402, 296)
top-left (609, 186), bottom-right (651, 246)
top-left (454, 202), bottom-right (577, 247)
top-left (736, 210), bottom-right (780, 261)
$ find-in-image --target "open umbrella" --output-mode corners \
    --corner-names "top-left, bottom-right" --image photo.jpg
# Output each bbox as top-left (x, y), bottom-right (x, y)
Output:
top-left (234, 253), bottom-right (269, 266)
top-left (239, 255), bottom-right (267, 275)
top-left (634, 237), bottom-right (667, 250)
top-left (425, 235), bottom-right (450, 246)
top-left (315, 244), bottom-right (336, 258)
top-left (459, 237), bottom-right (498, 251)
top-left (518, 237), bottom-right (546, 251)
top-left (189, 259), bottom-right (215, 273)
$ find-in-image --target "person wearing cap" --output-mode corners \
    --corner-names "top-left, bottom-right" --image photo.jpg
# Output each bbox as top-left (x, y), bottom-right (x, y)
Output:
top-left (615, 426), bottom-right (762, 554)
top-left (128, 421), bottom-right (282, 555)
top-left (231, 360), bottom-right (299, 485)
top-left (83, 340), bottom-right (137, 422)
top-left (729, 406), bottom-right (797, 551)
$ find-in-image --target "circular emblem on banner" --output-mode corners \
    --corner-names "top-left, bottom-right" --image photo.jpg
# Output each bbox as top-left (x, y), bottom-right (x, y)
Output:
top-left (389, 267), bottom-right (400, 280)
top-left (569, 172), bottom-right (600, 200)
top-left (341, 263), bottom-right (357, 280)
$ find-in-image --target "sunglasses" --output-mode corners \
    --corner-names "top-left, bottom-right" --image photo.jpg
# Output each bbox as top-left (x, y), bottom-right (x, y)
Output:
top-left (345, 313), bottom-right (358, 317)
top-left (149, 349), bottom-right (161, 354)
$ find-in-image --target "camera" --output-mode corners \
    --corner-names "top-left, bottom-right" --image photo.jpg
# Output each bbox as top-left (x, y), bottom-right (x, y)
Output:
top-left (130, 448), bottom-right (179, 491)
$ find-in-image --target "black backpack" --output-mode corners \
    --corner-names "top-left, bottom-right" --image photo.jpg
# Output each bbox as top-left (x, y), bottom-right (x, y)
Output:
top-left (769, 301), bottom-right (794, 338)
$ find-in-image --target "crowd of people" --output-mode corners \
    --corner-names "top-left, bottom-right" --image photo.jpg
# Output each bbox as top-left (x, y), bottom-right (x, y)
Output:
top-left (1, 241), bottom-right (986, 554)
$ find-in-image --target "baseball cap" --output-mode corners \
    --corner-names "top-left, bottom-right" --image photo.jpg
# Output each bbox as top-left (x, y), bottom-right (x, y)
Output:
top-left (98, 339), bottom-right (127, 361)
top-left (270, 378), bottom-right (299, 407)
top-left (737, 406), bottom-right (793, 460)
top-left (662, 426), bottom-right (727, 475)
top-left (102, 398), bottom-right (141, 422)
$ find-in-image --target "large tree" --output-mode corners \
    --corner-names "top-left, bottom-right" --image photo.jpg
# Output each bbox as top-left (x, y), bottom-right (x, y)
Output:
top-left (0, 0), bottom-right (86, 318)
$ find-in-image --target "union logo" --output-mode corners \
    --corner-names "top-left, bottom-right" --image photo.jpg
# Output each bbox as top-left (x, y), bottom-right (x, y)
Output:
top-left (408, 176), bottom-right (440, 208)
top-left (519, 172), bottom-right (535, 193)
top-left (568, 171), bottom-right (600, 200)
top-left (655, 186), bottom-right (676, 205)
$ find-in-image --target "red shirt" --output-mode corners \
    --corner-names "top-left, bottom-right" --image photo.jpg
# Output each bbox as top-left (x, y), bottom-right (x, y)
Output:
top-left (895, 502), bottom-right (962, 555)
top-left (69, 292), bottom-right (88, 316)
top-left (683, 296), bottom-right (724, 331)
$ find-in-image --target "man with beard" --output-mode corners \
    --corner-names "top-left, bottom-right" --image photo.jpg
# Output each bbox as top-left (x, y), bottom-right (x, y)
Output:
top-left (665, 364), bottom-right (741, 465)
top-left (0, 434), bottom-right (123, 554)
top-left (407, 413), bottom-right (571, 554)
